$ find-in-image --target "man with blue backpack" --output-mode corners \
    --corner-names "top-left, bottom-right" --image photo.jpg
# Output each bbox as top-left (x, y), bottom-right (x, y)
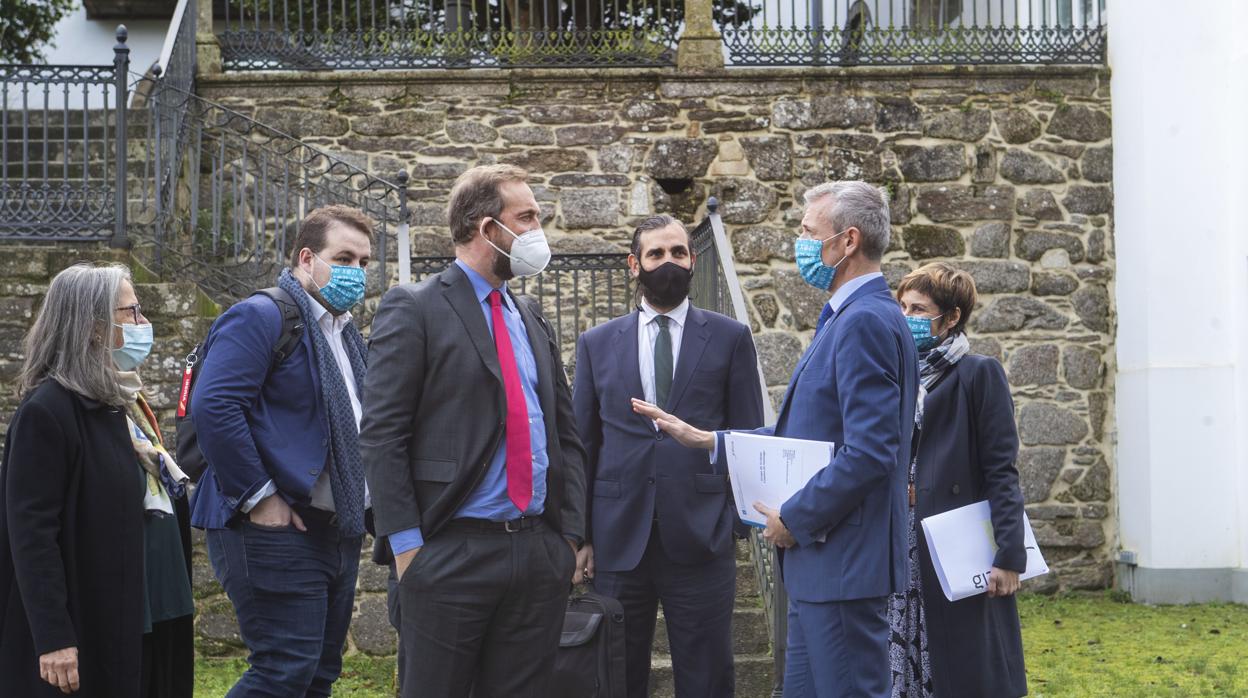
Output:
top-left (187, 205), bottom-right (374, 697)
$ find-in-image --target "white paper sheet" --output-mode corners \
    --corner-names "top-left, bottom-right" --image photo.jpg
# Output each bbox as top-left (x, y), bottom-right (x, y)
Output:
top-left (920, 499), bottom-right (1050, 601)
top-left (723, 432), bottom-right (834, 527)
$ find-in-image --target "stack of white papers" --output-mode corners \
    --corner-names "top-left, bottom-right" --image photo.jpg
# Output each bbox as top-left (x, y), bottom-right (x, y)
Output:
top-left (920, 500), bottom-right (1049, 601)
top-left (723, 432), bottom-right (834, 528)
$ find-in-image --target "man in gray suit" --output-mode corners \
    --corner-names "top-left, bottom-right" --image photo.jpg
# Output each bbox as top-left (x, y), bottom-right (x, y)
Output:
top-left (360, 164), bottom-right (587, 698)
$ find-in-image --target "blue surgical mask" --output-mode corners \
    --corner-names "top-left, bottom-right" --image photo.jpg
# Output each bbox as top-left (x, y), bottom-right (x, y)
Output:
top-left (794, 231), bottom-right (848, 291)
top-left (313, 254), bottom-right (366, 313)
top-left (906, 314), bottom-right (944, 352)
top-left (112, 322), bottom-right (154, 371)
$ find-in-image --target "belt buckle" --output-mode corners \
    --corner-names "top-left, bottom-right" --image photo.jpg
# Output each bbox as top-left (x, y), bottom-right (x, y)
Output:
top-left (504, 518), bottom-right (522, 533)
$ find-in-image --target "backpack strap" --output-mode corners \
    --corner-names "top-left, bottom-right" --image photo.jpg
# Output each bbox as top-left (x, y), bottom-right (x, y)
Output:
top-left (254, 287), bottom-right (305, 366)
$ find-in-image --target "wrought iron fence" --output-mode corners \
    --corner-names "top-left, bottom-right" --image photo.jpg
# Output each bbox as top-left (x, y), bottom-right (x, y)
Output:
top-left (720, 0), bottom-right (1107, 66)
top-left (0, 28), bottom-right (130, 243)
top-left (218, 0), bottom-right (681, 70)
top-left (129, 79), bottom-right (407, 304)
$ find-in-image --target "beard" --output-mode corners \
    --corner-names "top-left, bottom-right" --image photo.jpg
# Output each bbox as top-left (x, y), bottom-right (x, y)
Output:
top-left (491, 241), bottom-right (515, 281)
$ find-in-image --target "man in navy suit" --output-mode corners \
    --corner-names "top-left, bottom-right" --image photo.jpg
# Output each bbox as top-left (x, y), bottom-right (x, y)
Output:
top-left (635, 182), bottom-right (918, 698)
top-left (573, 214), bottom-right (765, 697)
top-left (191, 205), bottom-right (374, 697)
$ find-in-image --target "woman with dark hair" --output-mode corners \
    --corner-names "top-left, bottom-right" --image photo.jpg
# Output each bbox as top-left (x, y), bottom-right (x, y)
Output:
top-left (888, 262), bottom-right (1028, 698)
top-left (0, 263), bottom-right (194, 697)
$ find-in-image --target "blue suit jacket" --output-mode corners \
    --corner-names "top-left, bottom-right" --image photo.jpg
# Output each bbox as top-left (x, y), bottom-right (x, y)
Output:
top-left (189, 294), bottom-right (331, 529)
top-left (574, 306), bottom-right (764, 573)
top-left (720, 276), bottom-right (918, 603)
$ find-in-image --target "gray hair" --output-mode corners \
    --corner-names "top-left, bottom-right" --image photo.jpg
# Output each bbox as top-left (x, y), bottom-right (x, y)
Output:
top-left (803, 181), bottom-right (892, 261)
top-left (20, 263), bottom-right (131, 406)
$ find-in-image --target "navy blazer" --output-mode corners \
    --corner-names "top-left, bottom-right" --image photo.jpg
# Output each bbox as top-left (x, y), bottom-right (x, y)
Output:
top-left (574, 305), bottom-right (764, 573)
top-left (722, 275), bottom-right (919, 603)
top-left (189, 294), bottom-right (331, 529)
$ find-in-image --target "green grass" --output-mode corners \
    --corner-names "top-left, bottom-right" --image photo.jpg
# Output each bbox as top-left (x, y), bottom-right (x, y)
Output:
top-left (194, 593), bottom-right (1248, 697)
top-left (1020, 593), bottom-right (1248, 697)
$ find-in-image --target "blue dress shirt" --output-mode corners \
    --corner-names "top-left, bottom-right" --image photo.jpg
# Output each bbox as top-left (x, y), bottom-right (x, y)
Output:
top-left (389, 260), bottom-right (549, 555)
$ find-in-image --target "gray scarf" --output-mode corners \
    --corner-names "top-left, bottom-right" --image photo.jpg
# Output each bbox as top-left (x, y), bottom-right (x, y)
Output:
top-left (277, 269), bottom-right (368, 536)
top-left (915, 331), bottom-right (971, 430)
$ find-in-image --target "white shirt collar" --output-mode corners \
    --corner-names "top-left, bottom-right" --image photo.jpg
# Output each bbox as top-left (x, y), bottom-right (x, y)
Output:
top-left (828, 272), bottom-right (884, 314)
top-left (302, 288), bottom-right (353, 333)
top-left (639, 297), bottom-right (690, 328)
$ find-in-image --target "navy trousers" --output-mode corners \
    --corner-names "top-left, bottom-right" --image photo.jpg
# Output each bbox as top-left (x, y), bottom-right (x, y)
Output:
top-left (782, 596), bottom-right (891, 698)
top-left (206, 518), bottom-right (361, 698)
top-left (593, 529), bottom-right (736, 698)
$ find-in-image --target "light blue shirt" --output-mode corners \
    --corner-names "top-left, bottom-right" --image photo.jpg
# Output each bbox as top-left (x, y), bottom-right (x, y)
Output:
top-left (389, 260), bottom-right (549, 555)
top-left (710, 271), bottom-right (885, 463)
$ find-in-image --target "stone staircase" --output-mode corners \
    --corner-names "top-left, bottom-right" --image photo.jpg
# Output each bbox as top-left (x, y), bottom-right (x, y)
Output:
top-left (648, 539), bottom-right (777, 697)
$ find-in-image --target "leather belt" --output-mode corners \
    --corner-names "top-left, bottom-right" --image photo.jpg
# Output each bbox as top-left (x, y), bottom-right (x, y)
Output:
top-left (445, 516), bottom-right (543, 534)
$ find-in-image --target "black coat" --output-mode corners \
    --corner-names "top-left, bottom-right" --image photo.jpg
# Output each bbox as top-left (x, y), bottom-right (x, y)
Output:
top-left (0, 380), bottom-right (189, 698)
top-left (914, 355), bottom-right (1028, 698)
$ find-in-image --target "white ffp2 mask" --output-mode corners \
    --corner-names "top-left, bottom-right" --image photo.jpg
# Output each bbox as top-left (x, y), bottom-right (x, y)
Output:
top-left (484, 219), bottom-right (552, 278)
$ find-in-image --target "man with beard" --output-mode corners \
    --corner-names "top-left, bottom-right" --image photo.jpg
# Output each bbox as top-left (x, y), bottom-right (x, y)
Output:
top-left (360, 164), bottom-right (587, 697)
top-left (572, 214), bottom-right (765, 697)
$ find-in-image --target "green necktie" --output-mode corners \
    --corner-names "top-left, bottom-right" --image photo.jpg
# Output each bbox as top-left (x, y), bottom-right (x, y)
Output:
top-left (654, 315), bottom-right (673, 409)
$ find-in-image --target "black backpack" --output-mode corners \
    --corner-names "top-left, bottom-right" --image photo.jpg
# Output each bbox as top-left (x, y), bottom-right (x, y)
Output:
top-left (551, 591), bottom-right (627, 698)
top-left (174, 287), bottom-right (305, 482)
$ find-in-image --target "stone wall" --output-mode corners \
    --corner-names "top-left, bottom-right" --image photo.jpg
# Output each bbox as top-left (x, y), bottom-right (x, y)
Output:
top-left (200, 64), bottom-right (1115, 591)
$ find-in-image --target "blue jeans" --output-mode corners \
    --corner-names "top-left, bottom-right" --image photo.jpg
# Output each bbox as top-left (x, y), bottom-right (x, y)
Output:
top-left (206, 519), bottom-right (362, 698)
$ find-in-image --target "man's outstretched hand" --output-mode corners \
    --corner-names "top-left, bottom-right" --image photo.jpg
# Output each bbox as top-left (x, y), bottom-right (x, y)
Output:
top-left (631, 399), bottom-right (716, 450)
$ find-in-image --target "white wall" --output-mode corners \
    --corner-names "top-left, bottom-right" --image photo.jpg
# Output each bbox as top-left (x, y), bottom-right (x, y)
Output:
top-left (6, 7), bottom-right (169, 109)
top-left (1111, 0), bottom-right (1248, 601)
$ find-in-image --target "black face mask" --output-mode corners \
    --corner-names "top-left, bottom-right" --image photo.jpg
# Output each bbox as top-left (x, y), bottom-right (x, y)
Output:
top-left (638, 261), bottom-right (693, 308)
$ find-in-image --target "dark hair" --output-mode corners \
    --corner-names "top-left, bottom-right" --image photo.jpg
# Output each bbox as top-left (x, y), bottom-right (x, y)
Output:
top-left (447, 164), bottom-right (530, 245)
top-left (896, 262), bottom-right (978, 335)
top-left (629, 214), bottom-right (689, 258)
top-left (289, 205), bottom-right (375, 268)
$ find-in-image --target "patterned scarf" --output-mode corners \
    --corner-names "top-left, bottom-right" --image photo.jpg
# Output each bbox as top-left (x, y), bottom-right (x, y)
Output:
top-left (117, 371), bottom-right (189, 516)
top-left (277, 269), bottom-right (368, 536)
top-left (915, 331), bottom-right (971, 429)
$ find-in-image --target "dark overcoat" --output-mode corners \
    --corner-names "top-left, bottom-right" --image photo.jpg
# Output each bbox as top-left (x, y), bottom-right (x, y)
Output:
top-left (914, 354), bottom-right (1028, 698)
top-left (0, 379), bottom-right (166, 698)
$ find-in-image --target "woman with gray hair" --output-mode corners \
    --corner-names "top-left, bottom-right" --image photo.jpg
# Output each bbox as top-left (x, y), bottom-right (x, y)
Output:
top-left (0, 263), bottom-right (194, 697)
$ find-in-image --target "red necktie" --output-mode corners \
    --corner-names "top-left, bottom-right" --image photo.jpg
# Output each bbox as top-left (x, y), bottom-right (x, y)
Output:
top-left (488, 290), bottom-right (533, 513)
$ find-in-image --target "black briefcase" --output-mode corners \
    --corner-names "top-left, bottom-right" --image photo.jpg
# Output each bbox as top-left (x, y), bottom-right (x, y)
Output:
top-left (551, 591), bottom-right (626, 698)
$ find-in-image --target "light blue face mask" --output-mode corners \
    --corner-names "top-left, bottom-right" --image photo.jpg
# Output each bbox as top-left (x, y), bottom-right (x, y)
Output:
top-left (794, 231), bottom-right (848, 291)
top-left (906, 314), bottom-right (944, 352)
top-left (313, 254), bottom-right (366, 313)
top-left (112, 322), bottom-right (154, 371)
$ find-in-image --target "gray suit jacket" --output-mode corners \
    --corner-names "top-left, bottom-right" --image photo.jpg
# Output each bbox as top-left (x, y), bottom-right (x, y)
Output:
top-left (360, 262), bottom-right (587, 563)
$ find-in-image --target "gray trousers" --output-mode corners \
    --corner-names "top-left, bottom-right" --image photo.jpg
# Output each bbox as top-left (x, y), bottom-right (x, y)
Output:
top-left (389, 520), bottom-right (575, 698)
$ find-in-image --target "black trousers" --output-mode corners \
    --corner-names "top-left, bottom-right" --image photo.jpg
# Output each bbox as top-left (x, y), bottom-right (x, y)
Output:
top-left (593, 529), bottom-right (736, 698)
top-left (393, 520), bottom-right (575, 698)
top-left (140, 614), bottom-right (194, 698)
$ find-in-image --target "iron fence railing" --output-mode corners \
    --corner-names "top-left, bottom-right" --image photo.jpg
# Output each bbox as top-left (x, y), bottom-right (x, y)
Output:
top-left (129, 79), bottom-right (407, 304)
top-left (218, 0), bottom-right (681, 70)
top-left (0, 28), bottom-right (130, 244)
top-left (720, 0), bottom-right (1107, 66)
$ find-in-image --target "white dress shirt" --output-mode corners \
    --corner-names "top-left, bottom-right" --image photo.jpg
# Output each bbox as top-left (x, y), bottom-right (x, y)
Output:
top-left (638, 297), bottom-right (690, 405)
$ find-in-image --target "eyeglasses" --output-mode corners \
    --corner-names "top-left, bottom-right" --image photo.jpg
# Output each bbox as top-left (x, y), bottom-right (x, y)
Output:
top-left (115, 303), bottom-right (144, 324)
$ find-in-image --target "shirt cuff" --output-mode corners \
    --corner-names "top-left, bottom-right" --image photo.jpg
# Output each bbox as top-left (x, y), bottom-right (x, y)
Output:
top-left (389, 527), bottom-right (425, 555)
top-left (708, 430), bottom-right (724, 464)
top-left (240, 481), bottom-right (277, 513)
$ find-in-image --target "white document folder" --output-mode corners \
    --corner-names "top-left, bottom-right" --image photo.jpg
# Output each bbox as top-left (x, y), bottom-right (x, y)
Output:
top-left (723, 432), bottom-right (834, 528)
top-left (920, 499), bottom-right (1049, 602)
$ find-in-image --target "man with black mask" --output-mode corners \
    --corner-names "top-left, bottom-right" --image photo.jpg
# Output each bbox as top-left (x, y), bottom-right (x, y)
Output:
top-left (572, 214), bottom-right (765, 697)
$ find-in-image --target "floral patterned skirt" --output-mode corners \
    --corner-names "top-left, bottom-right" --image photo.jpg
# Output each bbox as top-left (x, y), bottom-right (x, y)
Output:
top-left (888, 503), bottom-right (935, 697)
